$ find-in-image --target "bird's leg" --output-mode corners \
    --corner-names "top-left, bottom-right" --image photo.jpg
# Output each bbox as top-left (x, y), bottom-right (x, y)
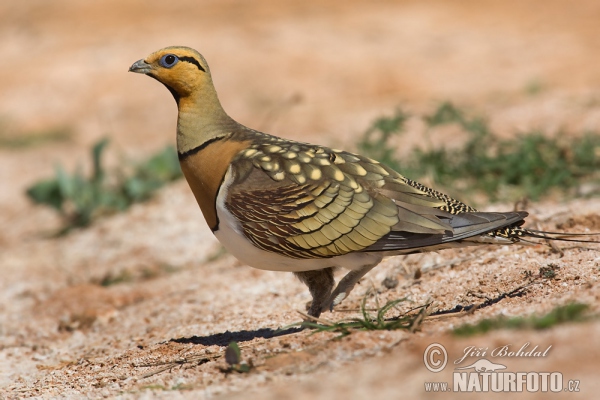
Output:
top-left (322, 264), bottom-right (377, 313)
top-left (293, 268), bottom-right (335, 318)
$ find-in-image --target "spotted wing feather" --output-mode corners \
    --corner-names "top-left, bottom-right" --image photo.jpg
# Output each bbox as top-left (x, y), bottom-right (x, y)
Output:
top-left (225, 132), bottom-right (526, 259)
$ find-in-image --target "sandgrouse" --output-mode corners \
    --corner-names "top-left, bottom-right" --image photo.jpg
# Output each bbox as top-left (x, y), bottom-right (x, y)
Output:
top-left (129, 46), bottom-right (587, 318)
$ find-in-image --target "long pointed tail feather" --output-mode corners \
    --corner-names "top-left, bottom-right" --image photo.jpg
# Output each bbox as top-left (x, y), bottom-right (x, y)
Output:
top-left (519, 228), bottom-right (600, 244)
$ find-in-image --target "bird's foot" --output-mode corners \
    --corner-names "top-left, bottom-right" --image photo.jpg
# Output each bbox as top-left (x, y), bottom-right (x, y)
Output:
top-left (320, 264), bottom-right (377, 314)
top-left (322, 289), bottom-right (350, 313)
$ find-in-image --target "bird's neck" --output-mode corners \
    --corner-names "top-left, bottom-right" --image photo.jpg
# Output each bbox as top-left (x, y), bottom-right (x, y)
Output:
top-left (176, 90), bottom-right (239, 154)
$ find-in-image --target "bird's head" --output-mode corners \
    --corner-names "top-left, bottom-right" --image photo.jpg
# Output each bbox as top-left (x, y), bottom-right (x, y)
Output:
top-left (129, 46), bottom-right (211, 103)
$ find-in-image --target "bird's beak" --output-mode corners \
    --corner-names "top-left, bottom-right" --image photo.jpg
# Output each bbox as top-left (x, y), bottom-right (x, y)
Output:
top-left (129, 59), bottom-right (152, 74)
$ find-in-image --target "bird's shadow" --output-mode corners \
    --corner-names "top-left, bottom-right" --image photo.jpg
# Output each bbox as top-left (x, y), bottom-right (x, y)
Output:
top-left (171, 327), bottom-right (303, 347)
top-left (429, 283), bottom-right (531, 317)
top-left (171, 284), bottom-right (531, 346)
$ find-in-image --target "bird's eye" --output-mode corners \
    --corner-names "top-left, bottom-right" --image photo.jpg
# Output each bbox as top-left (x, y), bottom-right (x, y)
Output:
top-left (160, 54), bottom-right (179, 68)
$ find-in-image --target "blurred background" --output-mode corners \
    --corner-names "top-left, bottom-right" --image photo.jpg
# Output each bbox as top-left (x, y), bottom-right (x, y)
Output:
top-left (1, 0), bottom-right (600, 396)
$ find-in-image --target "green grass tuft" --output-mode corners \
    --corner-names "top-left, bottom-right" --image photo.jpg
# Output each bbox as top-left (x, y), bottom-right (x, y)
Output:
top-left (303, 297), bottom-right (427, 338)
top-left (453, 303), bottom-right (591, 337)
top-left (26, 138), bottom-right (182, 234)
top-left (357, 102), bottom-right (600, 202)
top-left (539, 263), bottom-right (559, 280)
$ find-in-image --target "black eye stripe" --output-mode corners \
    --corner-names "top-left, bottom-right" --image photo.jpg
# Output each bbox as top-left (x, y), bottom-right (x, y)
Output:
top-left (179, 56), bottom-right (206, 72)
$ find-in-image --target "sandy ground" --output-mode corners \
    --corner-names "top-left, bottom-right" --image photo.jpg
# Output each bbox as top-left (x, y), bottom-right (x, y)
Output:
top-left (1, 0), bottom-right (599, 398)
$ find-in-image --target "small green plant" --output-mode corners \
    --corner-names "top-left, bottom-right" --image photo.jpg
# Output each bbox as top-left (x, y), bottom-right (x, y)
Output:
top-left (524, 79), bottom-right (545, 96)
top-left (223, 342), bottom-right (251, 373)
top-left (539, 263), bottom-right (559, 280)
top-left (357, 103), bottom-right (600, 202)
top-left (122, 145), bottom-right (183, 202)
top-left (302, 297), bottom-right (427, 338)
top-left (97, 263), bottom-right (180, 286)
top-left (26, 138), bottom-right (182, 234)
top-left (453, 303), bottom-right (591, 337)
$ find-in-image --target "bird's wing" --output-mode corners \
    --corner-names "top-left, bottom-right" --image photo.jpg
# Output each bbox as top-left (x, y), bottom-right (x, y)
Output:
top-left (362, 210), bottom-right (528, 252)
top-left (225, 133), bottom-right (525, 259)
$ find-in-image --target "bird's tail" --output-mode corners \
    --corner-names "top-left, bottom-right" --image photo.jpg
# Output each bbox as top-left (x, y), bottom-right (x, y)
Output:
top-left (516, 228), bottom-right (600, 244)
top-left (480, 219), bottom-right (600, 245)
